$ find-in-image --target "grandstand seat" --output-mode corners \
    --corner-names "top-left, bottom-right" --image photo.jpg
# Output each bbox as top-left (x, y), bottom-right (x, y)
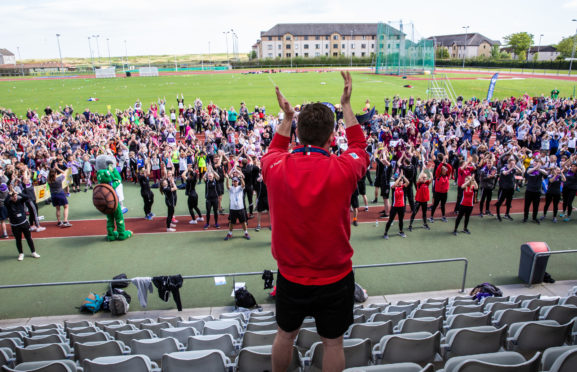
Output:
top-left (28, 329), bottom-right (64, 338)
top-left (69, 332), bottom-right (111, 346)
top-left (306, 339), bottom-right (370, 372)
top-left (186, 334), bottom-right (236, 358)
top-left (94, 320), bottom-right (124, 330)
top-left (450, 300), bottom-right (477, 307)
top-left (0, 327), bottom-right (29, 334)
top-left (218, 313), bottom-right (246, 324)
top-left (492, 308), bottom-right (538, 328)
top-left (23, 335), bottom-right (67, 347)
top-left (157, 317), bottom-right (184, 328)
top-left (249, 311), bottom-right (275, 318)
top-left (240, 330), bottom-right (277, 348)
top-left (236, 345), bottom-right (301, 372)
top-left (161, 350), bottom-right (231, 372)
top-left (439, 351), bottom-right (541, 372)
top-left (114, 330), bottom-right (155, 345)
top-left (419, 303), bottom-right (446, 310)
top-left (301, 318), bottom-right (316, 328)
top-left (247, 315), bottom-right (276, 324)
top-left (64, 321), bottom-right (91, 330)
top-left (373, 331), bottom-right (441, 365)
top-left (366, 303), bottom-right (389, 311)
top-left (521, 298), bottom-right (559, 310)
top-left (73, 340), bottom-right (128, 362)
top-left (102, 324), bottom-right (136, 335)
top-left (353, 315), bottom-right (366, 324)
top-left (346, 321), bottom-right (393, 345)
top-left (449, 296), bottom-right (472, 303)
top-left (30, 325), bottom-right (62, 332)
top-left (397, 301), bottom-right (421, 311)
top-left (541, 345), bottom-right (577, 372)
top-left (424, 298), bottom-right (448, 306)
top-left (202, 321), bottom-right (241, 340)
top-left (15, 344), bottom-right (70, 364)
top-left (294, 328), bottom-right (321, 354)
top-left (386, 305), bottom-right (415, 316)
top-left (410, 308), bottom-right (444, 320)
top-left (441, 325), bottom-right (506, 360)
top-left (188, 315), bottom-right (214, 322)
top-left (66, 326), bottom-right (100, 338)
top-left (507, 320), bottom-right (571, 353)
top-left (343, 363), bottom-right (435, 371)
top-left (484, 301), bottom-right (520, 313)
top-left (368, 312), bottom-right (406, 327)
top-left (511, 294), bottom-right (540, 303)
top-left (354, 307), bottom-right (380, 319)
top-left (140, 322), bottom-right (173, 337)
top-left (176, 321), bottom-right (204, 335)
top-left (446, 305), bottom-right (483, 315)
top-left (245, 321), bottom-right (277, 332)
top-left (0, 333), bottom-right (26, 341)
top-left (539, 305), bottom-right (577, 324)
top-left (82, 354), bottom-right (157, 372)
top-left (0, 339), bottom-right (23, 353)
top-left (444, 312), bottom-right (491, 331)
top-left (130, 337), bottom-right (181, 364)
top-left (396, 317), bottom-right (443, 334)
top-left (480, 296), bottom-right (511, 306)
top-left (3, 359), bottom-right (79, 372)
top-left (126, 319), bottom-right (153, 327)
top-left (0, 347), bottom-right (14, 366)
top-left (159, 327), bottom-right (198, 345)
top-left (560, 296), bottom-right (577, 307)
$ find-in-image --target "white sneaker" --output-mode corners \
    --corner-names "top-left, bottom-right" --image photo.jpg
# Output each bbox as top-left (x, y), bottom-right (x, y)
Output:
top-left (17, 254), bottom-right (24, 261)
top-left (196, 217), bottom-right (204, 222)
top-left (172, 219), bottom-right (179, 224)
top-left (35, 226), bottom-right (46, 232)
top-left (189, 219), bottom-right (198, 224)
top-left (38, 216), bottom-right (45, 221)
top-left (166, 228), bottom-right (176, 232)
top-left (31, 252), bottom-right (40, 259)
top-left (170, 223), bottom-right (176, 228)
top-left (29, 226), bottom-right (37, 232)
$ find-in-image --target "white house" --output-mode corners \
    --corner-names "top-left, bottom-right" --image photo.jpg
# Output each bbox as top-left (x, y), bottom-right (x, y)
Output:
top-left (0, 49), bottom-right (16, 65)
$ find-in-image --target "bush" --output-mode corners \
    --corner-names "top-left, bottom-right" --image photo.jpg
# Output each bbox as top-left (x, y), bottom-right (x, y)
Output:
top-left (435, 58), bottom-right (571, 70)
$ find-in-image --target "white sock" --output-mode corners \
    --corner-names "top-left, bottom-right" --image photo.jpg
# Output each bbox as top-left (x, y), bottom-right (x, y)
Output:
top-left (244, 230), bottom-right (248, 234)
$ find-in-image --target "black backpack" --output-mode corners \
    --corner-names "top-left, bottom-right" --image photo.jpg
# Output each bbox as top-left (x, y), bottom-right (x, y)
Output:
top-left (234, 287), bottom-right (257, 309)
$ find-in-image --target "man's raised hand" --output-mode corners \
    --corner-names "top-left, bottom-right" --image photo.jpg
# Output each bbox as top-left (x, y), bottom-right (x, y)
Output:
top-left (340, 71), bottom-right (352, 106)
top-left (275, 87), bottom-right (295, 117)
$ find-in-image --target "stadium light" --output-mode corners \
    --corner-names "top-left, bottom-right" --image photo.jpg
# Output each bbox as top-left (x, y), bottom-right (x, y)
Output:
top-left (569, 20), bottom-right (577, 76)
top-left (462, 26), bottom-right (469, 69)
top-left (56, 34), bottom-right (63, 71)
top-left (106, 38), bottom-right (111, 65)
top-left (88, 37), bottom-right (95, 70)
top-left (124, 40), bottom-right (128, 72)
top-left (93, 35), bottom-right (101, 62)
top-left (16, 46), bottom-right (23, 76)
top-left (223, 31), bottom-right (230, 63)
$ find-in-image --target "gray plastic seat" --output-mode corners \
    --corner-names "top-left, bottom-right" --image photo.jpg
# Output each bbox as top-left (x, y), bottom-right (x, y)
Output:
top-left (446, 305), bottom-right (483, 315)
top-left (249, 311), bottom-right (275, 319)
top-left (441, 325), bottom-right (506, 360)
top-left (28, 329), bottom-right (64, 338)
top-left (521, 298), bottom-right (559, 310)
top-left (560, 296), bottom-right (577, 307)
top-left (539, 305), bottom-right (577, 324)
top-left (83, 354), bottom-right (157, 372)
top-left (245, 321), bottom-right (277, 332)
top-left (218, 313), bottom-right (246, 324)
top-left (396, 301), bottom-right (420, 312)
top-left (306, 339), bottom-right (371, 372)
top-left (64, 321), bottom-right (91, 330)
top-left (161, 350), bottom-right (230, 372)
top-left (130, 337), bottom-right (181, 364)
top-left (0, 347), bottom-right (14, 366)
top-left (541, 345), bottom-right (577, 372)
top-left (451, 300), bottom-right (477, 307)
top-left (396, 317), bottom-right (443, 334)
top-left (15, 344), bottom-right (70, 364)
top-left (186, 334), bottom-right (236, 358)
top-left (202, 321), bottom-right (241, 340)
top-left (0, 326), bottom-right (30, 334)
top-left (507, 320), bottom-right (571, 353)
top-left (373, 331), bottom-right (441, 365)
top-left (140, 322), bottom-right (173, 337)
top-left (188, 315), bottom-right (214, 322)
top-left (445, 312), bottom-right (491, 331)
top-left (247, 315), bottom-right (276, 324)
top-left (480, 296), bottom-right (510, 305)
top-left (411, 308), bottom-right (444, 319)
top-left (366, 303), bottom-right (388, 311)
top-left (354, 307), bottom-right (380, 319)
top-left (347, 321), bottom-right (393, 345)
top-left (0, 332), bottom-right (26, 341)
top-left (69, 332), bottom-right (111, 347)
top-left (440, 351), bottom-right (540, 372)
top-left (157, 317), bottom-right (184, 328)
top-left (344, 363), bottom-right (434, 371)
top-left (425, 298), bottom-right (448, 306)
top-left (74, 340), bottom-right (128, 362)
top-left (102, 324), bottom-right (136, 335)
top-left (30, 324), bottom-right (62, 332)
top-left (159, 327), bottom-right (198, 345)
top-left (23, 335), bottom-right (67, 347)
top-left (176, 320), bottom-right (204, 335)
top-left (66, 326), bottom-right (100, 338)
top-left (236, 345), bottom-right (300, 372)
top-left (4, 359), bottom-right (78, 371)
top-left (294, 328), bottom-right (321, 354)
top-left (94, 320), bottom-right (124, 330)
top-left (386, 305), bottom-right (414, 316)
top-left (114, 329), bottom-right (155, 345)
top-left (368, 312), bottom-right (406, 327)
top-left (240, 330), bottom-right (277, 348)
top-left (493, 308), bottom-right (538, 327)
top-left (511, 294), bottom-right (540, 303)
top-left (0, 338), bottom-right (23, 353)
top-left (484, 301), bottom-right (520, 313)
top-left (126, 319), bottom-right (153, 327)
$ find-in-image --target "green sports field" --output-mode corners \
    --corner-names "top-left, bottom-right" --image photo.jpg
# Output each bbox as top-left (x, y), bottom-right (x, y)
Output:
top-left (0, 71), bottom-right (574, 118)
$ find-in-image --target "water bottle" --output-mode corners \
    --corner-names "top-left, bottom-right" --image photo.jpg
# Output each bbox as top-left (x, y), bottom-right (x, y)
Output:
top-left (375, 219), bottom-right (379, 227)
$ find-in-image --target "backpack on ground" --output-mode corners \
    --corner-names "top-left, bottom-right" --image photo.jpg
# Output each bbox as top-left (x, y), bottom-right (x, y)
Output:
top-left (235, 287), bottom-right (258, 309)
top-left (354, 282), bottom-right (368, 303)
top-left (470, 282), bottom-right (502, 301)
top-left (110, 294), bottom-right (129, 315)
top-left (80, 292), bottom-right (104, 314)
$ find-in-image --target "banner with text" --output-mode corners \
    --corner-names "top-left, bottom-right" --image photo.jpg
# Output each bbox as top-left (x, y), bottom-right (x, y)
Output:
top-left (486, 73), bottom-right (499, 102)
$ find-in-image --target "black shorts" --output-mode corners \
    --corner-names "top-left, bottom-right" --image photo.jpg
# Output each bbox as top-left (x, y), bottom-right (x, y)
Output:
top-left (381, 185), bottom-right (390, 199)
top-left (350, 190), bottom-right (359, 209)
top-left (228, 209), bottom-right (247, 224)
top-left (374, 176), bottom-right (382, 188)
top-left (357, 181), bottom-right (366, 196)
top-left (276, 270), bottom-right (355, 339)
top-left (217, 183), bottom-right (225, 196)
top-left (256, 197), bottom-right (269, 212)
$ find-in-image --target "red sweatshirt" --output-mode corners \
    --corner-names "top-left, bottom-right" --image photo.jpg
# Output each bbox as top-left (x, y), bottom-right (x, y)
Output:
top-left (435, 163), bottom-right (453, 193)
top-left (262, 125), bottom-right (369, 286)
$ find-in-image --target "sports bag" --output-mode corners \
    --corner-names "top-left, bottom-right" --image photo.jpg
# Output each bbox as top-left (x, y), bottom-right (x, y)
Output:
top-left (354, 283), bottom-right (368, 303)
top-left (110, 294), bottom-right (129, 316)
top-left (234, 287), bottom-right (257, 309)
top-left (80, 292), bottom-right (104, 313)
top-left (470, 282), bottom-right (502, 301)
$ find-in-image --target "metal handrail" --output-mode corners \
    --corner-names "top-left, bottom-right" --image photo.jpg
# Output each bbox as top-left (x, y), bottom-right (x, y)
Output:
top-left (0, 257), bottom-right (469, 293)
top-left (527, 250), bottom-right (577, 287)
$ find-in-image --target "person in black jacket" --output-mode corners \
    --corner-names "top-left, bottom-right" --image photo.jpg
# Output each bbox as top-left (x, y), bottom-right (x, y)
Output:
top-left (541, 166), bottom-right (565, 223)
top-left (184, 164), bottom-right (203, 224)
top-left (561, 161), bottom-right (577, 221)
top-left (495, 158), bottom-right (523, 222)
top-left (138, 168), bottom-right (155, 220)
top-left (523, 159), bottom-right (547, 223)
top-left (5, 186), bottom-right (39, 261)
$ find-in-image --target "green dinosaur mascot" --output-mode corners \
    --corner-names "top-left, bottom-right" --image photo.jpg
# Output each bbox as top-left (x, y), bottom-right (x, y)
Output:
top-left (95, 155), bottom-right (132, 241)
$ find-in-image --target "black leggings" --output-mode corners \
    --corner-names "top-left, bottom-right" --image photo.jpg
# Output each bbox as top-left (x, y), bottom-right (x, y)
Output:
top-left (495, 188), bottom-right (514, 216)
top-left (410, 201), bottom-right (428, 225)
top-left (562, 188), bottom-right (576, 217)
top-left (524, 191), bottom-right (541, 221)
top-left (188, 193), bottom-right (202, 220)
top-left (479, 188), bottom-right (493, 213)
top-left (454, 205), bottom-right (473, 231)
top-left (142, 192), bottom-right (154, 215)
top-left (244, 187), bottom-right (254, 215)
top-left (404, 185), bottom-right (415, 213)
top-left (430, 192), bottom-right (448, 217)
top-left (385, 206), bottom-right (405, 234)
top-left (454, 187), bottom-right (463, 212)
top-left (543, 193), bottom-right (561, 217)
top-left (166, 205), bottom-right (174, 228)
top-left (206, 198), bottom-right (219, 225)
top-left (12, 222), bottom-right (35, 254)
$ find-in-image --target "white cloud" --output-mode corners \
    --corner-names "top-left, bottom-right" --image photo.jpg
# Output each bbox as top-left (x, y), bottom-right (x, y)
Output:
top-left (564, 0), bottom-right (577, 7)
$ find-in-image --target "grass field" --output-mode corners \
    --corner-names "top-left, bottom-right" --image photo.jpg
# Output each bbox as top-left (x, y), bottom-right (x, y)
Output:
top-left (0, 71), bottom-right (574, 118)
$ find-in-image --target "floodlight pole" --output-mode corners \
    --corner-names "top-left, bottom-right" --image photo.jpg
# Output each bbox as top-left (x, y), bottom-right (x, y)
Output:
top-left (462, 26), bottom-right (469, 69)
top-left (93, 35), bottom-right (101, 62)
top-left (223, 31), bottom-right (230, 64)
top-left (17, 46), bottom-right (23, 75)
top-left (106, 38), bottom-right (111, 65)
top-left (88, 37), bottom-right (95, 71)
top-left (124, 40), bottom-right (128, 73)
top-left (56, 34), bottom-right (63, 71)
top-left (569, 20), bottom-right (577, 76)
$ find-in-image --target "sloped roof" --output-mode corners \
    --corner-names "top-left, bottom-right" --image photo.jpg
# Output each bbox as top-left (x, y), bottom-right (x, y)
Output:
top-left (260, 23), bottom-right (383, 37)
top-left (427, 33), bottom-right (501, 47)
top-left (529, 45), bottom-right (557, 53)
top-left (0, 48), bottom-right (15, 56)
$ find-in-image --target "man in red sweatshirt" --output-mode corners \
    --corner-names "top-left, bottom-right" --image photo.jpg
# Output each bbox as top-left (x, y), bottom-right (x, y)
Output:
top-left (263, 72), bottom-right (369, 372)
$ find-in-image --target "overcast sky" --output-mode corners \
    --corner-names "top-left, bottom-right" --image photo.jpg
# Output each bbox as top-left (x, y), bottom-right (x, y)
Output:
top-left (2, 0), bottom-right (576, 60)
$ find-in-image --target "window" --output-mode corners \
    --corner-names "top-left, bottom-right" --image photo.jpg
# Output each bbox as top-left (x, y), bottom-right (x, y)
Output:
top-left (333, 35), bottom-right (339, 40)
top-left (333, 44), bottom-right (338, 49)
top-left (315, 44), bottom-right (320, 49)
top-left (278, 36), bottom-right (282, 41)
top-left (295, 53), bottom-right (299, 56)
top-left (304, 36), bottom-right (308, 40)
top-left (371, 44), bottom-right (374, 49)
top-left (267, 45), bottom-right (272, 50)
top-left (316, 36), bottom-right (320, 40)
top-left (286, 44), bottom-right (291, 49)
top-left (361, 44), bottom-right (366, 49)
top-left (325, 44), bottom-right (329, 49)
top-left (362, 36), bottom-right (366, 40)
top-left (304, 53), bottom-right (309, 57)
top-left (371, 35), bottom-right (375, 40)
top-left (294, 36), bottom-right (298, 41)
top-left (342, 44), bottom-right (345, 48)
top-left (285, 35), bottom-right (291, 40)
top-left (361, 52), bottom-right (366, 57)
top-left (351, 44), bottom-right (354, 49)
top-left (304, 44), bottom-right (309, 49)
top-left (352, 52), bottom-right (355, 56)
top-left (315, 52), bottom-right (320, 56)
top-left (278, 53), bottom-right (281, 57)
top-left (268, 53), bottom-right (273, 57)
top-left (278, 45), bottom-right (282, 49)
top-left (268, 36), bottom-right (272, 41)
top-left (325, 36), bottom-right (329, 40)
top-left (333, 52), bottom-right (338, 56)
top-left (286, 53), bottom-right (291, 57)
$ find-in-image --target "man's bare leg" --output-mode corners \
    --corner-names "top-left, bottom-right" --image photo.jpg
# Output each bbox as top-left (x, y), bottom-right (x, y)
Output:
top-left (321, 336), bottom-right (345, 372)
top-left (272, 327), bottom-right (299, 372)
